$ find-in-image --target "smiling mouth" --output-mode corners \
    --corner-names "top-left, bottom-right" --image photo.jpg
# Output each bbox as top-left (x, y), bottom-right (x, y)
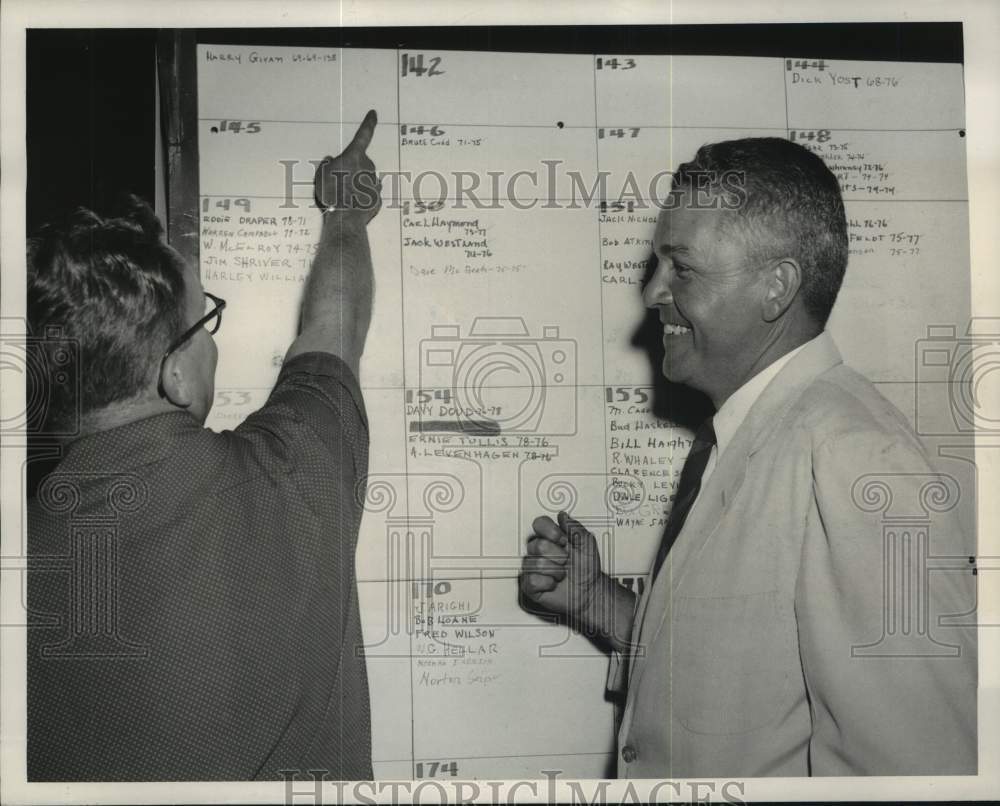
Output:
top-left (662, 323), bottom-right (692, 336)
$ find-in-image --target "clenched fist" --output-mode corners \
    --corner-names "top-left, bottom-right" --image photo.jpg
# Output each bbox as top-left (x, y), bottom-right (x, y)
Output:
top-left (520, 511), bottom-right (637, 652)
top-left (520, 511), bottom-right (604, 619)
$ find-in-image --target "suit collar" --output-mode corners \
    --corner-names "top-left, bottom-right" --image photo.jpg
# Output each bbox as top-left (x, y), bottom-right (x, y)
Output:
top-left (740, 331), bottom-right (843, 457)
top-left (629, 331), bottom-right (844, 684)
top-left (712, 339), bottom-right (809, 462)
top-left (676, 331), bottom-right (842, 560)
top-left (666, 331), bottom-right (840, 581)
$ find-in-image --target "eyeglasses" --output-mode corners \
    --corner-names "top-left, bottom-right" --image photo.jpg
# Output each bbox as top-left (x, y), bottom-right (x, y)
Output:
top-left (157, 291), bottom-right (226, 397)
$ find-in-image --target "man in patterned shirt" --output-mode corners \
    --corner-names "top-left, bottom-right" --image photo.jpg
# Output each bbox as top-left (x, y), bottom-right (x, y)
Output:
top-left (27, 112), bottom-right (381, 780)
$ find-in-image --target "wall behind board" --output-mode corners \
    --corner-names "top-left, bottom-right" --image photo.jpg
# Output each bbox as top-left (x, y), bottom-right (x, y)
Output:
top-left (26, 29), bottom-right (157, 235)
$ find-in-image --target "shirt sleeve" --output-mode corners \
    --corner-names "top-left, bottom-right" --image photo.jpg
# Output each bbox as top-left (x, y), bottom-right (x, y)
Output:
top-left (795, 425), bottom-right (977, 775)
top-left (231, 351), bottom-right (369, 481)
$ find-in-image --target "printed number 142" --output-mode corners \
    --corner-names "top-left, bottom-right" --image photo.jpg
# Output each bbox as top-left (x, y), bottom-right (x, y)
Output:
top-left (401, 53), bottom-right (444, 77)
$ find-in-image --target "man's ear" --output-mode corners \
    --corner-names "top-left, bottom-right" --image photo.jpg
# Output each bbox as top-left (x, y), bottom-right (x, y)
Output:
top-left (159, 349), bottom-right (194, 409)
top-left (761, 257), bottom-right (802, 322)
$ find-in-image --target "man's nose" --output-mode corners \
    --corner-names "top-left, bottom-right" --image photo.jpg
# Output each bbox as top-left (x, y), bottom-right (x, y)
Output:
top-left (642, 258), bottom-right (673, 309)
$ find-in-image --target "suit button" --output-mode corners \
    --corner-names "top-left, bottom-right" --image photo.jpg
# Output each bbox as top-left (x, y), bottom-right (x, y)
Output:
top-left (621, 744), bottom-right (637, 764)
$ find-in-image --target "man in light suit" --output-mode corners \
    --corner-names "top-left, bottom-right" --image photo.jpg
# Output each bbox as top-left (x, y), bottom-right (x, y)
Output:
top-left (520, 138), bottom-right (976, 777)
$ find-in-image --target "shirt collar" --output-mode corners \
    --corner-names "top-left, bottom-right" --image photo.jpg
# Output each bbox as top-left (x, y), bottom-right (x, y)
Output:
top-left (712, 338), bottom-right (813, 460)
top-left (57, 410), bottom-right (203, 473)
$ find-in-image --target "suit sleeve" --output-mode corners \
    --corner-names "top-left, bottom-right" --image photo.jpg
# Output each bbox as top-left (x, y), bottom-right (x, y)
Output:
top-left (795, 427), bottom-right (977, 775)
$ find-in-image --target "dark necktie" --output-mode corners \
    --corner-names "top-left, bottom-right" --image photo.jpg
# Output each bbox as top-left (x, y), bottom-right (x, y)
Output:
top-left (650, 417), bottom-right (717, 581)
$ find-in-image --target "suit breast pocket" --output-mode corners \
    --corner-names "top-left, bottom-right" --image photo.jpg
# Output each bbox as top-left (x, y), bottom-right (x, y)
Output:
top-left (671, 591), bottom-right (794, 735)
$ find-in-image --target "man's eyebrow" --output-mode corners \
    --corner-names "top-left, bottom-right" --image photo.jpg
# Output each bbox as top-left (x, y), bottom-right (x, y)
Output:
top-left (658, 243), bottom-right (691, 256)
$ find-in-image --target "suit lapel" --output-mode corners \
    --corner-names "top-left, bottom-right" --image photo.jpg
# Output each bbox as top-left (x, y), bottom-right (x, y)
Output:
top-left (625, 332), bottom-right (844, 693)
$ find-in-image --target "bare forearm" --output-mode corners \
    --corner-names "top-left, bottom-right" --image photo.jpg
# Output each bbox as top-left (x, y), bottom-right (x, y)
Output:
top-left (285, 212), bottom-right (373, 375)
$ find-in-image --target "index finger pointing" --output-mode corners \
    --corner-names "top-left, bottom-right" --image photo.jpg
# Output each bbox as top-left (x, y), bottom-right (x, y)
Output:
top-left (347, 109), bottom-right (377, 153)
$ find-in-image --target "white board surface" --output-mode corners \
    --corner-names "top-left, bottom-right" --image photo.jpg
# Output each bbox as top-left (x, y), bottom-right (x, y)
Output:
top-left (194, 44), bottom-right (971, 779)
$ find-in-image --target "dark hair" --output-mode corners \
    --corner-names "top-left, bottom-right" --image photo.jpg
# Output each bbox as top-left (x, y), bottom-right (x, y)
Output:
top-left (27, 196), bottom-right (188, 430)
top-left (672, 138), bottom-right (848, 326)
